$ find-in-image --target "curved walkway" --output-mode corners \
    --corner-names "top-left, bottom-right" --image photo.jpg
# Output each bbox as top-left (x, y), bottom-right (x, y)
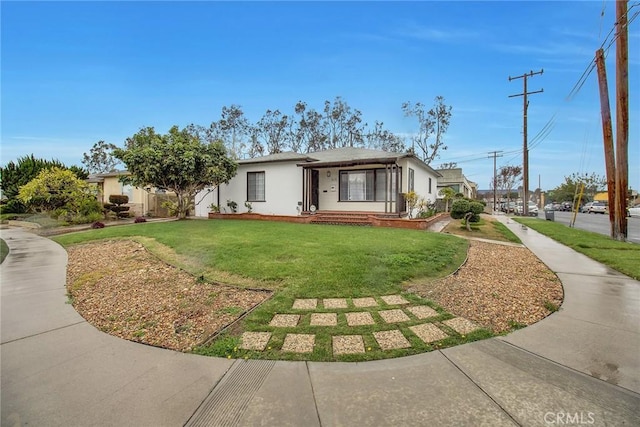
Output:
top-left (1, 221), bottom-right (639, 426)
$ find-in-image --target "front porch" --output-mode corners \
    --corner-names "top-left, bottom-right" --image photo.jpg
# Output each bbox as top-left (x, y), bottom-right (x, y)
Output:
top-left (300, 163), bottom-right (406, 215)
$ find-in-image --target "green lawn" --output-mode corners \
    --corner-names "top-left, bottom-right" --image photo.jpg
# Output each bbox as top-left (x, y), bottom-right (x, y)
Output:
top-left (0, 238), bottom-right (9, 264)
top-left (514, 217), bottom-right (640, 280)
top-left (54, 220), bottom-right (494, 361)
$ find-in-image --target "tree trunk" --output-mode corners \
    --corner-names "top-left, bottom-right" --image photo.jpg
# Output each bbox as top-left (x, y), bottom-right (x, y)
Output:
top-left (464, 212), bottom-right (473, 231)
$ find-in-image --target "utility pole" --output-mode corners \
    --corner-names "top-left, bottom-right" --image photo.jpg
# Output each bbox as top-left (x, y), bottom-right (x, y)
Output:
top-left (488, 150), bottom-right (503, 212)
top-left (509, 69), bottom-right (543, 216)
top-left (595, 48), bottom-right (617, 237)
top-left (615, 0), bottom-right (629, 241)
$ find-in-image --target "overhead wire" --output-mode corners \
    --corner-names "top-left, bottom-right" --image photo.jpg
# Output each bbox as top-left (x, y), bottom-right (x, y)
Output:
top-left (437, 3), bottom-right (638, 178)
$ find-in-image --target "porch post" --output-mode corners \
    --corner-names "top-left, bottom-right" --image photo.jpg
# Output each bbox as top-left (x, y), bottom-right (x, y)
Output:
top-left (301, 168), bottom-right (307, 211)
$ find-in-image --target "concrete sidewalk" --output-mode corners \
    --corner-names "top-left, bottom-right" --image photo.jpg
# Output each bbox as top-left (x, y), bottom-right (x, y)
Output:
top-left (1, 222), bottom-right (639, 426)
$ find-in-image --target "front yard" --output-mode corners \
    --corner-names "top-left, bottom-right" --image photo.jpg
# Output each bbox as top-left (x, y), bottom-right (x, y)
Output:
top-left (54, 219), bottom-right (562, 361)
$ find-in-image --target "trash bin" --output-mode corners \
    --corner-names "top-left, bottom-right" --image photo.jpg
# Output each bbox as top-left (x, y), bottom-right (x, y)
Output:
top-left (544, 209), bottom-right (554, 221)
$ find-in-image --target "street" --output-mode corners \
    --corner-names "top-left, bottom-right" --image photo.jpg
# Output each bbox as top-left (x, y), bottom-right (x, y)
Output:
top-left (532, 210), bottom-right (640, 244)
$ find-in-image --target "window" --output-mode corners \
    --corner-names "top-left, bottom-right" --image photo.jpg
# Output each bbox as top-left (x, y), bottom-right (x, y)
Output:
top-left (121, 184), bottom-right (133, 201)
top-left (247, 171), bottom-right (265, 201)
top-left (428, 178), bottom-right (432, 194)
top-left (408, 168), bottom-right (415, 192)
top-left (339, 169), bottom-right (397, 202)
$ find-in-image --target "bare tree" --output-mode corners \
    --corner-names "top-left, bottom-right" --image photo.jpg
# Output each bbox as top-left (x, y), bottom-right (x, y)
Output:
top-left (323, 97), bottom-right (365, 149)
top-left (365, 121), bottom-right (406, 152)
top-left (208, 105), bottom-right (249, 159)
top-left (437, 162), bottom-right (458, 169)
top-left (256, 109), bottom-right (292, 154)
top-left (82, 140), bottom-right (120, 173)
top-left (497, 165), bottom-right (522, 207)
top-left (402, 96), bottom-right (452, 165)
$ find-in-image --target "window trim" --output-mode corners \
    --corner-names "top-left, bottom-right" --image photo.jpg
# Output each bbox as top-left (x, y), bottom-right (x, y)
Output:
top-left (246, 171), bottom-right (266, 202)
top-left (408, 168), bottom-right (415, 192)
top-left (338, 168), bottom-right (398, 202)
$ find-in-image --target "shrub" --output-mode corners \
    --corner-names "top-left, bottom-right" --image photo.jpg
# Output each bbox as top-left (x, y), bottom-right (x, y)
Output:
top-left (134, 216), bottom-right (147, 223)
top-left (226, 199), bottom-right (238, 213)
top-left (108, 195), bottom-right (129, 205)
top-left (450, 199), bottom-right (471, 220)
top-left (244, 202), bottom-right (253, 213)
top-left (91, 221), bottom-right (105, 229)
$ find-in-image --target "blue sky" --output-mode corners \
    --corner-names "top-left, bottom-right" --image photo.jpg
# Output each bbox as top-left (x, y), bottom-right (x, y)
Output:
top-left (2, 1), bottom-right (638, 191)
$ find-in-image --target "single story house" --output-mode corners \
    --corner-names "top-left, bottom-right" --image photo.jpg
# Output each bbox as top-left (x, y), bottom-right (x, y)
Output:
top-left (194, 147), bottom-right (442, 218)
top-left (88, 171), bottom-right (176, 217)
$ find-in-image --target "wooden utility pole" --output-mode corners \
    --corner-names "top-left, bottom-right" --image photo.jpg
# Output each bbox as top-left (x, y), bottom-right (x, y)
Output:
top-left (595, 48), bottom-right (618, 237)
top-left (615, 0), bottom-right (629, 241)
top-left (488, 150), bottom-right (503, 212)
top-left (509, 69), bottom-right (544, 216)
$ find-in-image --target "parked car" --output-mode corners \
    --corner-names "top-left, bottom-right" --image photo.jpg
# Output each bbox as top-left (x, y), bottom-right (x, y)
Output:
top-left (585, 201), bottom-right (607, 214)
top-left (516, 202), bottom-right (539, 216)
top-left (581, 202), bottom-right (594, 213)
top-left (561, 201), bottom-right (573, 211)
top-left (628, 205), bottom-right (640, 218)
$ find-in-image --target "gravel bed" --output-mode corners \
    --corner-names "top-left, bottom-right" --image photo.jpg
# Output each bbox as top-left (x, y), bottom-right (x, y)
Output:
top-left (409, 323), bottom-right (448, 343)
top-left (66, 240), bottom-right (270, 352)
top-left (407, 240), bottom-right (563, 333)
top-left (406, 305), bottom-right (439, 319)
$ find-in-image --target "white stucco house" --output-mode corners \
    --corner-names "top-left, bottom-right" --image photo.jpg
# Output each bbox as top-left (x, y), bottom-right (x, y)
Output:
top-left (194, 147), bottom-right (441, 219)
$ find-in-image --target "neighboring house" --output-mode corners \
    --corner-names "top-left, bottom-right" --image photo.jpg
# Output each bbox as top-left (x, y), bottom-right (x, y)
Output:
top-left (88, 171), bottom-right (175, 217)
top-left (435, 168), bottom-right (477, 199)
top-left (194, 147), bottom-right (441, 218)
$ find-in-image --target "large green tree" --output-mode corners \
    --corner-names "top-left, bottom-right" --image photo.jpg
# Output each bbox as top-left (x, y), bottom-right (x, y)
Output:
top-left (17, 167), bottom-right (99, 216)
top-left (0, 155), bottom-right (87, 213)
top-left (114, 126), bottom-right (238, 219)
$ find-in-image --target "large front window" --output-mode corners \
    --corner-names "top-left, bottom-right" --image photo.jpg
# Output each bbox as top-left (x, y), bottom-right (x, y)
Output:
top-left (339, 169), bottom-right (397, 202)
top-left (247, 171), bottom-right (265, 201)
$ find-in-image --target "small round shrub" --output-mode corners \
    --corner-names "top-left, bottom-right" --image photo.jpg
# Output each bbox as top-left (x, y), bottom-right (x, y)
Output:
top-left (91, 221), bottom-right (105, 229)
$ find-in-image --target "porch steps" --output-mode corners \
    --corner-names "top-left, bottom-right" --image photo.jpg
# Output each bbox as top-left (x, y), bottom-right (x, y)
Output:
top-left (308, 212), bottom-right (374, 226)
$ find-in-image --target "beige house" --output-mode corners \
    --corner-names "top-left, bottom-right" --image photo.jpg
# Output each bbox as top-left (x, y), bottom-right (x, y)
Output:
top-left (87, 171), bottom-right (175, 217)
top-left (435, 168), bottom-right (477, 199)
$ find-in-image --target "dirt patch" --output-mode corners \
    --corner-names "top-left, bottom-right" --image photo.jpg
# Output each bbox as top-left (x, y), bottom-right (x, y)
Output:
top-left (66, 240), bottom-right (271, 352)
top-left (406, 240), bottom-right (564, 333)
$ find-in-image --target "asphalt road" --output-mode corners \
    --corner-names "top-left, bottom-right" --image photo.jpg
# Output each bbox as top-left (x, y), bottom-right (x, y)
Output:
top-left (532, 210), bottom-right (640, 244)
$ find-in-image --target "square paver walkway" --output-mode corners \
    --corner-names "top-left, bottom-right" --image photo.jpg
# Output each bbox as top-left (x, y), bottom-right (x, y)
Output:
top-left (352, 297), bottom-right (378, 308)
top-left (381, 295), bottom-right (410, 305)
top-left (378, 309), bottom-right (411, 323)
top-left (240, 332), bottom-right (272, 351)
top-left (310, 312), bottom-right (338, 326)
top-left (281, 333), bottom-right (315, 353)
top-left (407, 305), bottom-right (439, 319)
top-left (269, 314), bottom-right (300, 327)
top-left (410, 323), bottom-right (448, 343)
top-left (345, 312), bottom-right (376, 326)
top-left (333, 335), bottom-right (365, 355)
top-left (292, 298), bottom-right (318, 310)
top-left (373, 330), bottom-right (411, 350)
top-left (323, 298), bottom-right (348, 309)
top-left (443, 317), bottom-right (480, 335)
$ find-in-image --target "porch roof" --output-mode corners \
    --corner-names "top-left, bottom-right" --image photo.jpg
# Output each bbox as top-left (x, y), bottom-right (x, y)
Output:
top-left (296, 147), bottom-right (411, 168)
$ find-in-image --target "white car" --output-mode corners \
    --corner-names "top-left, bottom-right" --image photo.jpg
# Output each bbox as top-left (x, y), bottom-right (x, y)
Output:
top-left (629, 206), bottom-right (640, 218)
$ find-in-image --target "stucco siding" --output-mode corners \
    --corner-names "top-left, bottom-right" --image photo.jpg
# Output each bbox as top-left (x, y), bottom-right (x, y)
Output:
top-left (196, 161), bottom-right (303, 217)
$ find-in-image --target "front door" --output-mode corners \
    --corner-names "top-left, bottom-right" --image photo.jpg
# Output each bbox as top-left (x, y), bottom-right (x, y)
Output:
top-left (311, 169), bottom-right (319, 210)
